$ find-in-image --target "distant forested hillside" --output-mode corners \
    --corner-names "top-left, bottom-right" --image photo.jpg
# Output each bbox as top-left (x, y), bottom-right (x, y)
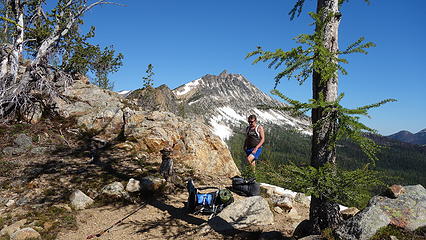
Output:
top-left (227, 125), bottom-right (426, 187)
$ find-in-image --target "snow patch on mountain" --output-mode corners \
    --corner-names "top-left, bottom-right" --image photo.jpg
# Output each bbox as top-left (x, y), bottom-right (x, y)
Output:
top-left (209, 105), bottom-right (312, 141)
top-left (252, 108), bottom-right (290, 125)
top-left (172, 71), bottom-right (312, 140)
top-left (418, 129), bottom-right (426, 134)
top-left (251, 108), bottom-right (311, 135)
top-left (217, 106), bottom-right (246, 123)
top-left (209, 118), bottom-right (233, 141)
top-left (188, 99), bottom-right (201, 106)
top-left (175, 78), bottom-right (202, 96)
top-left (117, 90), bottom-right (132, 97)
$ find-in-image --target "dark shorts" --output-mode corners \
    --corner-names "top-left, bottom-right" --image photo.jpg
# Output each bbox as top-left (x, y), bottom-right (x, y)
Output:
top-left (245, 148), bottom-right (262, 160)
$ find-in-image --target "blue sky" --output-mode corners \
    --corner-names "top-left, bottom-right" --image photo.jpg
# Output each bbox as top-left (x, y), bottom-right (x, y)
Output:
top-left (82, 0), bottom-right (425, 136)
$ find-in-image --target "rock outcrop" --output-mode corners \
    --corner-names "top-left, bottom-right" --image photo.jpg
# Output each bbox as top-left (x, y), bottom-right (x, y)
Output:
top-left (124, 110), bottom-right (240, 177)
top-left (101, 182), bottom-right (129, 199)
top-left (126, 178), bottom-right (141, 192)
top-left (2, 134), bottom-right (47, 156)
top-left (69, 190), bottom-right (94, 210)
top-left (335, 184), bottom-right (426, 240)
top-left (53, 80), bottom-right (127, 140)
top-left (208, 196), bottom-right (274, 231)
top-left (52, 80), bottom-right (240, 178)
top-left (0, 219), bottom-right (27, 237)
top-left (10, 227), bottom-right (41, 240)
top-left (127, 85), bottom-right (179, 114)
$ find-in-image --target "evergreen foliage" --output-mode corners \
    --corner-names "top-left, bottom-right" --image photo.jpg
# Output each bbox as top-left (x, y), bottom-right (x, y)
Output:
top-left (260, 161), bottom-right (384, 208)
top-left (0, 0), bottom-right (123, 89)
top-left (247, 12), bottom-right (375, 87)
top-left (90, 46), bottom-right (123, 90)
top-left (267, 90), bottom-right (395, 162)
top-left (142, 64), bottom-right (155, 88)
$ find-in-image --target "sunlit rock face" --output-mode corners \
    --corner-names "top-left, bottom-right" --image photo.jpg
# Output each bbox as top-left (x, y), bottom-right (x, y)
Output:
top-left (127, 84), bottom-right (179, 113)
top-left (53, 79), bottom-right (240, 178)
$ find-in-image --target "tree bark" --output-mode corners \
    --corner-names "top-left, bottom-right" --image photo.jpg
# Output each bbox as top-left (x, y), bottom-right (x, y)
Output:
top-left (309, 0), bottom-right (343, 233)
top-left (10, 0), bottom-right (24, 81)
top-left (0, 0), bottom-right (23, 80)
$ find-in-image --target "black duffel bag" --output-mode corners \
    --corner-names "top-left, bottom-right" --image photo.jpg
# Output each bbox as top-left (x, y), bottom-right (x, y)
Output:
top-left (231, 176), bottom-right (260, 196)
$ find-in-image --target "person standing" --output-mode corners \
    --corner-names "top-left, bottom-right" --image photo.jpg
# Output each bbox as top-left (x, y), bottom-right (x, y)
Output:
top-left (244, 114), bottom-right (265, 170)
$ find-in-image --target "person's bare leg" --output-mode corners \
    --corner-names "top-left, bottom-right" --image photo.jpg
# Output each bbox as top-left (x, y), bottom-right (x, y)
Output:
top-left (246, 154), bottom-right (256, 171)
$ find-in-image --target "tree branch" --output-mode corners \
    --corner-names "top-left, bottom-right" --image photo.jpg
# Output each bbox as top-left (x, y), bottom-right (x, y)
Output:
top-left (32, 0), bottom-right (119, 67)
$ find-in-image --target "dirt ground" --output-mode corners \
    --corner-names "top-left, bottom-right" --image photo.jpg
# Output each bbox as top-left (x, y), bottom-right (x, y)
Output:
top-left (0, 121), bottom-right (309, 240)
top-left (57, 193), bottom-right (309, 240)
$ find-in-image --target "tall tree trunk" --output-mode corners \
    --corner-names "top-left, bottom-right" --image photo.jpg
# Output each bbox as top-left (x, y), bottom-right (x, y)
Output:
top-left (0, 49), bottom-right (9, 79)
top-left (309, 0), bottom-right (343, 233)
top-left (10, 0), bottom-right (24, 81)
top-left (0, 0), bottom-right (23, 80)
top-left (0, 0), bottom-right (11, 79)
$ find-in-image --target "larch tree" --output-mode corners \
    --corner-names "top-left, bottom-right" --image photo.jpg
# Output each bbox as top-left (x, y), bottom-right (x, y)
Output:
top-left (247, 0), bottom-right (395, 234)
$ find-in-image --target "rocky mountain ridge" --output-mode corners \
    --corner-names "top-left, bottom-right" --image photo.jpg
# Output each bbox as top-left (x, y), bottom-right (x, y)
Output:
top-left (172, 70), bottom-right (311, 140)
top-left (387, 128), bottom-right (426, 145)
top-left (122, 70), bottom-right (311, 141)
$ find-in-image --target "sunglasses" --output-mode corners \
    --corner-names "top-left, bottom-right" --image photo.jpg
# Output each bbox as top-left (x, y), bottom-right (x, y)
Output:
top-left (248, 120), bottom-right (256, 123)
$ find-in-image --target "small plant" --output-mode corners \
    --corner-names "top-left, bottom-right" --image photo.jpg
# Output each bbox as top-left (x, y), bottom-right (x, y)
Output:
top-left (0, 216), bottom-right (9, 228)
top-left (43, 188), bottom-right (57, 197)
top-left (241, 164), bottom-right (256, 179)
top-left (0, 160), bottom-right (19, 177)
top-left (371, 225), bottom-right (426, 240)
top-left (25, 206), bottom-right (77, 240)
top-left (11, 123), bottom-right (30, 134)
top-left (256, 161), bottom-right (385, 209)
top-left (321, 228), bottom-right (337, 240)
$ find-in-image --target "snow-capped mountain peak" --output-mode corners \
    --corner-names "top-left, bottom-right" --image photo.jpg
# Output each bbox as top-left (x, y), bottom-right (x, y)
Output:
top-left (172, 71), bottom-right (311, 140)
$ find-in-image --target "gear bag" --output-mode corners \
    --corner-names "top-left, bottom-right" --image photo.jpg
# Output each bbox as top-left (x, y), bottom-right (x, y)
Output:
top-left (231, 176), bottom-right (260, 196)
top-left (187, 179), bottom-right (233, 217)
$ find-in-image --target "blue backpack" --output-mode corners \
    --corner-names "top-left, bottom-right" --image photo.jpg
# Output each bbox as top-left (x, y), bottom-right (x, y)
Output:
top-left (187, 179), bottom-right (233, 217)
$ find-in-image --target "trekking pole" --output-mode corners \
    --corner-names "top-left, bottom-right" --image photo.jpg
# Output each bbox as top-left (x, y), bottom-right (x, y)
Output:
top-left (86, 202), bottom-right (147, 239)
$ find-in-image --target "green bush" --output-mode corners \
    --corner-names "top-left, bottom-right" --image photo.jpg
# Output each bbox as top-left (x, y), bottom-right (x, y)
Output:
top-left (371, 225), bottom-right (426, 240)
top-left (0, 160), bottom-right (19, 177)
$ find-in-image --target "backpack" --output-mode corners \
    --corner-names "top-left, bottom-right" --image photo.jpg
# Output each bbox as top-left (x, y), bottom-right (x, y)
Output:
top-left (187, 179), bottom-right (234, 218)
top-left (231, 176), bottom-right (260, 196)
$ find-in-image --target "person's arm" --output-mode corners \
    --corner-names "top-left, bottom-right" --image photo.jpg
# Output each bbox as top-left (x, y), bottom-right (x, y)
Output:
top-left (252, 125), bottom-right (265, 153)
top-left (243, 127), bottom-right (248, 150)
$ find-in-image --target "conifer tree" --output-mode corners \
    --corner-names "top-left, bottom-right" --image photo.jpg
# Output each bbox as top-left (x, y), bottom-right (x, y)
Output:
top-left (247, 0), bottom-right (395, 233)
top-left (90, 46), bottom-right (123, 90)
top-left (142, 63), bottom-right (154, 88)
